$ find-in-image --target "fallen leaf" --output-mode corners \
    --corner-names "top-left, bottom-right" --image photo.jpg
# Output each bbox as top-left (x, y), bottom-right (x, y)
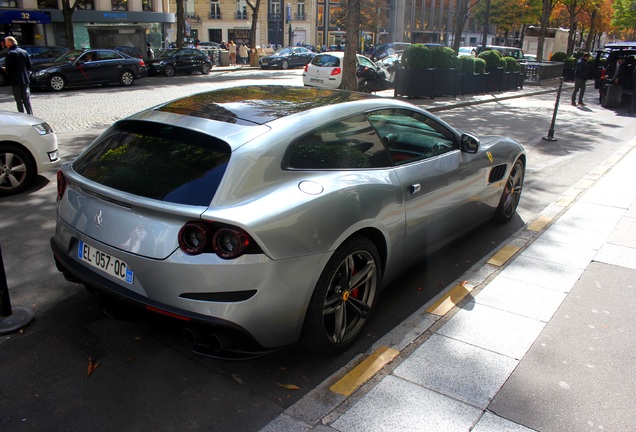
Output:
top-left (278, 383), bottom-right (300, 390)
top-left (87, 357), bottom-right (99, 378)
top-left (417, 287), bottom-right (424, 291)
top-left (232, 374), bottom-right (246, 385)
top-left (459, 280), bottom-right (469, 287)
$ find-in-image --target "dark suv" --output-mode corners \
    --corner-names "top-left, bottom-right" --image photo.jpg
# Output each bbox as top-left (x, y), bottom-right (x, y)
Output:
top-left (593, 43), bottom-right (636, 105)
top-left (0, 45), bottom-right (68, 86)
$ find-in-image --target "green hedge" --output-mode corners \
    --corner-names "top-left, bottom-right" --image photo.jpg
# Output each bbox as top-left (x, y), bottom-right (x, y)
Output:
top-left (459, 55), bottom-right (476, 74)
top-left (401, 44), bottom-right (432, 69)
top-left (478, 49), bottom-right (502, 70)
top-left (550, 51), bottom-right (568, 62)
top-left (474, 58), bottom-right (487, 74)
top-left (502, 56), bottom-right (520, 72)
top-left (430, 46), bottom-right (458, 68)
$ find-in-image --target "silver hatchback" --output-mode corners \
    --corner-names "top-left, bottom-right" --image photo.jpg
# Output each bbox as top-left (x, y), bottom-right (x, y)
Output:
top-left (51, 86), bottom-right (526, 355)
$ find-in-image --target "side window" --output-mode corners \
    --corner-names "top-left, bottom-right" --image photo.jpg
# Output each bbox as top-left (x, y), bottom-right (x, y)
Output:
top-left (286, 114), bottom-right (392, 169)
top-left (98, 50), bottom-right (120, 61)
top-left (367, 109), bottom-right (457, 165)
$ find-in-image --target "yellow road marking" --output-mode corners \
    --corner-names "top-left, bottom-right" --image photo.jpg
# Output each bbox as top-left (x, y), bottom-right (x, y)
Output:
top-left (527, 216), bottom-right (552, 232)
top-left (487, 244), bottom-right (520, 266)
top-left (329, 346), bottom-right (400, 396)
top-left (426, 283), bottom-right (475, 316)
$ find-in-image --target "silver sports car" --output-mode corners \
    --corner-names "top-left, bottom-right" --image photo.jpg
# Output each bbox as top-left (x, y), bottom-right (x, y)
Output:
top-left (51, 86), bottom-right (525, 355)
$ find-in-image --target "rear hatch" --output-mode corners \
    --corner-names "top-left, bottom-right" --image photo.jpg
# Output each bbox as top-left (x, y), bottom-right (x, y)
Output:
top-left (58, 120), bottom-right (232, 260)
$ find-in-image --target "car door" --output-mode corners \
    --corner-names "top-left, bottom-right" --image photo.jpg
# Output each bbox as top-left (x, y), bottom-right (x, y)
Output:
top-left (175, 49), bottom-right (195, 73)
top-left (68, 51), bottom-right (102, 86)
top-left (92, 50), bottom-right (126, 83)
top-left (367, 108), bottom-right (487, 261)
top-left (291, 47), bottom-right (311, 67)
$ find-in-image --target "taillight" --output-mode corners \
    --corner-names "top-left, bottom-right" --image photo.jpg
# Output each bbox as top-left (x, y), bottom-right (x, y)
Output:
top-left (213, 228), bottom-right (249, 259)
top-left (179, 222), bottom-right (210, 254)
top-left (178, 222), bottom-right (258, 259)
top-left (331, 67), bottom-right (342, 76)
top-left (139, 59), bottom-right (146, 66)
top-left (304, 64), bottom-right (308, 72)
top-left (56, 170), bottom-right (67, 201)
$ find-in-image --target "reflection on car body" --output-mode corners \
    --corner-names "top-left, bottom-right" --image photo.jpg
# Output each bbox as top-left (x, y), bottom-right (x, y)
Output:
top-left (51, 86), bottom-right (526, 356)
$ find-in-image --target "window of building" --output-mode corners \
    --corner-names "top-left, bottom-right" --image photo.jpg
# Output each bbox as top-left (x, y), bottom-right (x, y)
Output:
top-left (210, 0), bottom-right (221, 19)
top-left (296, 0), bottom-right (305, 20)
top-left (37, 0), bottom-right (58, 9)
top-left (0, 0), bottom-right (17, 7)
top-left (270, 0), bottom-right (281, 18)
top-left (142, 0), bottom-right (153, 12)
top-left (76, 0), bottom-right (95, 9)
top-left (236, 0), bottom-right (247, 19)
top-left (111, 0), bottom-right (127, 11)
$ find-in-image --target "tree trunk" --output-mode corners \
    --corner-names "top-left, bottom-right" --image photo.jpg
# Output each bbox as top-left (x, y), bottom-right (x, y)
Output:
top-left (452, 0), bottom-right (468, 53)
top-left (342, 0), bottom-right (360, 91)
top-left (176, 0), bottom-right (184, 48)
top-left (61, 0), bottom-right (77, 50)
top-left (536, 0), bottom-right (552, 62)
top-left (246, 0), bottom-right (261, 52)
top-left (481, 0), bottom-right (491, 50)
top-left (585, 9), bottom-right (596, 51)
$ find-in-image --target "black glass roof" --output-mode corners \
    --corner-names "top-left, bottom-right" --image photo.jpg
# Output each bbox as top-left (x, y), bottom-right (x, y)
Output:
top-left (156, 85), bottom-right (376, 126)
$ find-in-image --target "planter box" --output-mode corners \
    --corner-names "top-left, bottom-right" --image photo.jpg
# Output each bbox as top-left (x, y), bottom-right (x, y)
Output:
top-left (461, 73), bottom-right (478, 94)
top-left (562, 68), bottom-right (574, 82)
top-left (394, 67), bottom-right (434, 99)
top-left (515, 71), bottom-right (524, 89)
top-left (433, 68), bottom-right (459, 97)
top-left (475, 73), bottom-right (489, 93)
top-left (486, 67), bottom-right (504, 92)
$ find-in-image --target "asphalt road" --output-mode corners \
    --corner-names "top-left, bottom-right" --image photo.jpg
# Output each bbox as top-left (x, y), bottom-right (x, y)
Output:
top-left (1, 71), bottom-right (635, 431)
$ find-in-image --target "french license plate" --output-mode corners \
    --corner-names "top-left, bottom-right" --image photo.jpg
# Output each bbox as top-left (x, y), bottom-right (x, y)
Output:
top-left (310, 78), bottom-right (323, 83)
top-left (78, 240), bottom-right (134, 284)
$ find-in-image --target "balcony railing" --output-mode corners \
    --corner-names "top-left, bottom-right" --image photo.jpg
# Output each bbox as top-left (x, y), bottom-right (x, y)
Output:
top-left (209, 11), bottom-right (221, 19)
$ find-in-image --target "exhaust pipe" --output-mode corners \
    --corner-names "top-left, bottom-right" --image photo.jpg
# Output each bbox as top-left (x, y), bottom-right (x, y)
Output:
top-left (182, 327), bottom-right (201, 348)
top-left (207, 333), bottom-right (233, 352)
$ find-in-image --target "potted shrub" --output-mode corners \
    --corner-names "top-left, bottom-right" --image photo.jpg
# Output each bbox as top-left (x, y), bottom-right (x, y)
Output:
top-left (478, 49), bottom-right (505, 92)
top-left (459, 55), bottom-right (477, 94)
top-left (431, 46), bottom-right (460, 96)
top-left (562, 56), bottom-right (576, 81)
top-left (474, 57), bottom-right (487, 93)
top-left (394, 44), bottom-right (434, 98)
top-left (502, 56), bottom-right (518, 90)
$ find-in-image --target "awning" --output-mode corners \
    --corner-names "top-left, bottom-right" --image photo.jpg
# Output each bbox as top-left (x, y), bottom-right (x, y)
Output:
top-left (0, 10), bottom-right (52, 25)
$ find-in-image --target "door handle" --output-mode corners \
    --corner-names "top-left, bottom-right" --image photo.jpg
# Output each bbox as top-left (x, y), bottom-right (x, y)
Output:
top-left (409, 184), bottom-right (421, 195)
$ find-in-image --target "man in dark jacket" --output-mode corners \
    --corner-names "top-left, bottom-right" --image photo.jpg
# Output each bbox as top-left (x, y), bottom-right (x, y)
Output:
top-left (571, 52), bottom-right (590, 106)
top-left (3, 36), bottom-right (33, 115)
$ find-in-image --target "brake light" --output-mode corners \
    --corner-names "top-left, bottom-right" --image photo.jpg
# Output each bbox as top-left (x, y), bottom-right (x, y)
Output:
top-left (139, 59), bottom-right (146, 66)
top-left (331, 67), bottom-right (342, 76)
top-left (178, 222), bottom-right (259, 259)
top-left (304, 64), bottom-right (308, 72)
top-left (56, 170), bottom-right (67, 201)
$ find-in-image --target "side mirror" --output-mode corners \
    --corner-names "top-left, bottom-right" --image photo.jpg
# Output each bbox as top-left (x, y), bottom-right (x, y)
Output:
top-left (460, 133), bottom-right (480, 154)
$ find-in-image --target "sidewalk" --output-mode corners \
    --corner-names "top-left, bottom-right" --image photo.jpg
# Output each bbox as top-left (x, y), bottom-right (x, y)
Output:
top-left (262, 101), bottom-right (636, 430)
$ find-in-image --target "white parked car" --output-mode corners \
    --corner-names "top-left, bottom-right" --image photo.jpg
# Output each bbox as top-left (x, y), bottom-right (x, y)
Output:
top-left (0, 111), bottom-right (59, 196)
top-left (302, 51), bottom-right (380, 90)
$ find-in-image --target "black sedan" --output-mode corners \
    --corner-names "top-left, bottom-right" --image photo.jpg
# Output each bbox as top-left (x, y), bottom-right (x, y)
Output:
top-left (0, 45), bottom-right (68, 86)
top-left (30, 49), bottom-right (147, 92)
top-left (259, 46), bottom-right (315, 69)
top-left (146, 48), bottom-right (212, 77)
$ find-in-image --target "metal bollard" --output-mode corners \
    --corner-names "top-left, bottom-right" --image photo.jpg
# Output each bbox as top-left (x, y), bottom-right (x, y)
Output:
top-left (543, 77), bottom-right (564, 142)
top-left (0, 244), bottom-right (35, 335)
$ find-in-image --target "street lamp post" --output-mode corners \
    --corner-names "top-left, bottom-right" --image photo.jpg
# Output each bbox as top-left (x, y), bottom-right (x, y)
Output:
top-left (287, 3), bottom-right (292, 46)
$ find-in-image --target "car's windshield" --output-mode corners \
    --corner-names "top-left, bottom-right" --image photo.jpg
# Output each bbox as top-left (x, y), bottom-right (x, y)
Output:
top-left (54, 50), bottom-right (84, 63)
top-left (157, 49), bottom-right (180, 59)
top-left (274, 48), bottom-right (292, 56)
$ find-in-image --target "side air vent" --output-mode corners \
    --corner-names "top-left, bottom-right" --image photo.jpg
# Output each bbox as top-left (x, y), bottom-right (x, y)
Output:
top-left (489, 164), bottom-right (507, 184)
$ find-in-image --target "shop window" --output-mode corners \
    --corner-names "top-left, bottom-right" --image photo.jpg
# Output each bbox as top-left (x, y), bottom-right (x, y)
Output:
top-left (111, 0), bottom-right (127, 11)
top-left (76, 0), bottom-right (95, 9)
top-left (37, 0), bottom-right (58, 9)
top-left (142, 0), bottom-right (153, 12)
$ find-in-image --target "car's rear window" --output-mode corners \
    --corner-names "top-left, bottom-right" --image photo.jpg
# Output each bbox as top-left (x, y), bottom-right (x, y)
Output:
top-left (311, 55), bottom-right (340, 67)
top-left (72, 121), bottom-right (230, 206)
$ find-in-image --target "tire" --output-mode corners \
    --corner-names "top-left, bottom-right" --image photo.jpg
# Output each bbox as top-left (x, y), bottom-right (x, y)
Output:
top-left (300, 236), bottom-right (381, 354)
top-left (48, 74), bottom-right (66, 91)
top-left (201, 63), bottom-right (211, 74)
top-left (120, 70), bottom-right (135, 87)
top-left (0, 144), bottom-right (35, 196)
top-left (494, 158), bottom-right (524, 222)
top-left (164, 64), bottom-right (175, 77)
top-left (281, 60), bottom-right (289, 70)
top-left (358, 78), bottom-right (372, 93)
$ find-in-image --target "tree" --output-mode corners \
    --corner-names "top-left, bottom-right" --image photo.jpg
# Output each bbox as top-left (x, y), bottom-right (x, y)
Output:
top-left (246, 0), bottom-right (262, 64)
top-left (536, 0), bottom-right (559, 61)
top-left (330, 0), bottom-right (386, 35)
top-left (342, 0), bottom-right (361, 91)
top-left (60, 0), bottom-right (80, 50)
top-left (611, 0), bottom-right (636, 40)
top-left (452, 0), bottom-right (471, 53)
top-left (176, 0), bottom-right (184, 48)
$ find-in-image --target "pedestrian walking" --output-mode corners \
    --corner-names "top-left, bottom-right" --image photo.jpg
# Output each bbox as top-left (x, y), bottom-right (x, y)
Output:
top-left (146, 42), bottom-right (154, 60)
top-left (571, 52), bottom-right (590, 106)
top-left (239, 43), bottom-right (249, 65)
top-left (3, 36), bottom-right (33, 115)
top-left (228, 41), bottom-right (237, 66)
